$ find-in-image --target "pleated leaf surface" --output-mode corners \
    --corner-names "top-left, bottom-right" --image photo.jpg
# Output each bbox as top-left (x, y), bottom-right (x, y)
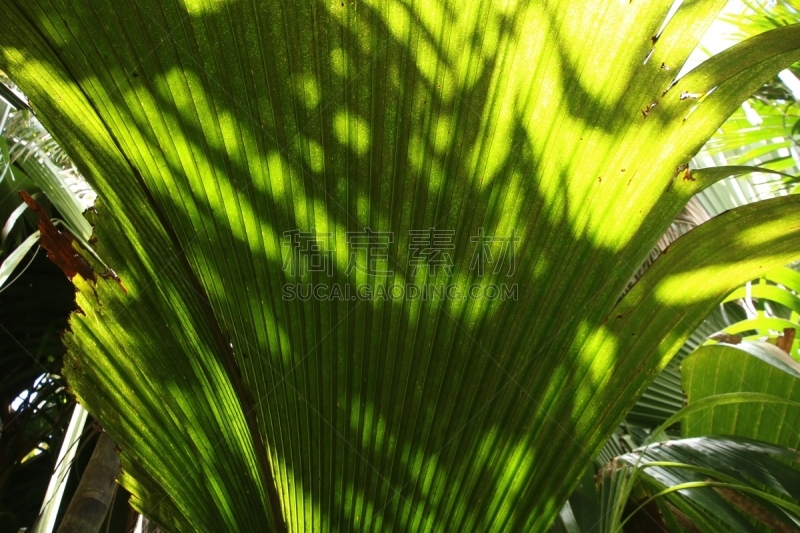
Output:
top-left (2, 1), bottom-right (800, 530)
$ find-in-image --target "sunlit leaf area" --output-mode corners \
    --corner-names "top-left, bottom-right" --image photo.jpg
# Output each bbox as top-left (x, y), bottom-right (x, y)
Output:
top-left (2, 0), bottom-right (800, 531)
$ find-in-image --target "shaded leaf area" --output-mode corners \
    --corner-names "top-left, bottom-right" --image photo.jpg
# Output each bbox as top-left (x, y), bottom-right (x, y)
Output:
top-left (623, 197), bottom-right (710, 298)
top-left (613, 196), bottom-right (709, 442)
top-left (683, 342), bottom-right (800, 448)
top-left (625, 301), bottom-right (744, 432)
top-left (2, 1), bottom-right (800, 531)
top-left (619, 437), bottom-right (800, 532)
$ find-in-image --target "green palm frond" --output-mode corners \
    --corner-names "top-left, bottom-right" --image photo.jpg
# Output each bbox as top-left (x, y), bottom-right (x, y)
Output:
top-left (619, 437), bottom-right (800, 532)
top-left (0, 95), bottom-right (95, 291)
top-left (695, 0), bottom-right (800, 203)
top-left (3, 2), bottom-right (800, 531)
top-left (682, 340), bottom-right (800, 447)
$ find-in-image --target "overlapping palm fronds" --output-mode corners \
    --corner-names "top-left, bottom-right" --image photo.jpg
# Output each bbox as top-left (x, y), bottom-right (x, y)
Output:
top-left (3, 1), bottom-right (800, 531)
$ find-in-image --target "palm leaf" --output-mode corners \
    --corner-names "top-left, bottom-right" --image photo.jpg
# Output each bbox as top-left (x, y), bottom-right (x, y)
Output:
top-left (625, 303), bottom-right (740, 431)
top-left (0, 231), bottom-right (39, 288)
top-left (682, 341), bottom-right (800, 448)
top-left (618, 436), bottom-right (800, 532)
top-left (2, 1), bottom-right (800, 530)
top-left (698, 0), bottom-right (800, 201)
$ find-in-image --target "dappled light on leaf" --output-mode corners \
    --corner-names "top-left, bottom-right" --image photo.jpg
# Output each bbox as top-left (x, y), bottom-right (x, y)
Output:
top-left (2, 0), bottom-right (800, 531)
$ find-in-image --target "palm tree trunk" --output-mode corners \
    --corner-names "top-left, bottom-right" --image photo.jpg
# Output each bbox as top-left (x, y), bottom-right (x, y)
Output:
top-left (57, 432), bottom-right (119, 533)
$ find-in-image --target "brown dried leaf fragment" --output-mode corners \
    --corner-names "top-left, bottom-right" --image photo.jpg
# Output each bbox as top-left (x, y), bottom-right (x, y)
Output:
top-left (776, 327), bottom-right (796, 355)
top-left (708, 332), bottom-right (742, 345)
top-left (19, 191), bottom-right (127, 294)
top-left (101, 268), bottom-right (128, 294)
top-left (641, 102), bottom-right (657, 118)
top-left (19, 190), bottom-right (96, 283)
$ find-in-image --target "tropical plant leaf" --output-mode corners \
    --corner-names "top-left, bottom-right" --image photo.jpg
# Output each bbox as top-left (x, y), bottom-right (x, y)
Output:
top-left (626, 303), bottom-right (739, 430)
top-left (553, 465), bottom-right (603, 533)
top-left (618, 437), bottom-right (800, 533)
top-left (703, 101), bottom-right (800, 167)
top-left (724, 316), bottom-right (800, 339)
top-left (0, 136), bottom-right (12, 183)
top-left (692, 165), bottom-right (796, 183)
top-left (724, 1), bottom-right (800, 56)
top-left (32, 404), bottom-right (89, 533)
top-left (647, 391), bottom-right (800, 445)
top-left (766, 266), bottom-right (800, 293)
top-left (724, 283), bottom-right (800, 317)
top-left (553, 500), bottom-right (582, 533)
top-left (718, 267), bottom-right (800, 357)
top-left (697, 0), bottom-right (800, 202)
top-left (596, 462), bottom-right (635, 533)
top-left (10, 153), bottom-right (91, 241)
top-left (0, 230), bottom-right (38, 289)
top-left (682, 341), bottom-right (800, 447)
top-left (2, 196), bottom-right (35, 244)
top-left (3, 1), bottom-right (800, 531)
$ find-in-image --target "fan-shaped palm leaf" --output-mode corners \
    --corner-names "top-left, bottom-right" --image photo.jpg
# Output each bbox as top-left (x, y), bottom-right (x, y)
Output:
top-left (3, 1), bottom-right (800, 530)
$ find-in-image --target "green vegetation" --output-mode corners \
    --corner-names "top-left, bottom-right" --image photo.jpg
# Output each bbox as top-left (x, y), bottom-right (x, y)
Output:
top-left (2, 0), bottom-right (800, 531)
